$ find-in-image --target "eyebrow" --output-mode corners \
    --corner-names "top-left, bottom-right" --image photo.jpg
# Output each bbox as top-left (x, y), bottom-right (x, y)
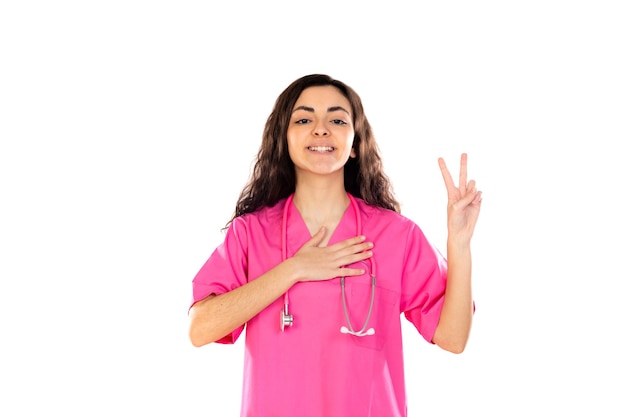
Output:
top-left (292, 105), bottom-right (351, 116)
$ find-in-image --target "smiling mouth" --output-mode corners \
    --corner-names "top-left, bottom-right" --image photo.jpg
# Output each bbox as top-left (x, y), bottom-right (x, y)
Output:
top-left (307, 146), bottom-right (335, 152)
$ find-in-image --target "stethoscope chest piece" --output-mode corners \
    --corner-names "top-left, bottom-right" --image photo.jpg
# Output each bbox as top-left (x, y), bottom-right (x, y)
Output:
top-left (280, 305), bottom-right (293, 331)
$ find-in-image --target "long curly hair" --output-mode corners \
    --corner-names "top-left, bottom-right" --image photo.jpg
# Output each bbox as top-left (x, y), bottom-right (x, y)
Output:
top-left (227, 74), bottom-right (400, 227)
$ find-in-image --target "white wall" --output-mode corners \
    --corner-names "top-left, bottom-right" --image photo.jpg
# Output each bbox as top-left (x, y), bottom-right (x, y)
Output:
top-left (1, 1), bottom-right (624, 415)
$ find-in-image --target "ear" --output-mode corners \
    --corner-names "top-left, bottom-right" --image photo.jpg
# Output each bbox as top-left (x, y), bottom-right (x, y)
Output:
top-left (350, 147), bottom-right (357, 158)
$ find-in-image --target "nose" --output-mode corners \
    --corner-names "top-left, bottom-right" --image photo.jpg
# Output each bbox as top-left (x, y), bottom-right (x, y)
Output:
top-left (313, 120), bottom-right (329, 136)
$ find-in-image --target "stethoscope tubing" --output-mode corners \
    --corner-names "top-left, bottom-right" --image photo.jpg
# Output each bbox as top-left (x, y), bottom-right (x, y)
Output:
top-left (280, 193), bottom-right (376, 336)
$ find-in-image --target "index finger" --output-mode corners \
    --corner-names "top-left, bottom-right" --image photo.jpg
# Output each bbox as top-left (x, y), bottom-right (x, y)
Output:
top-left (438, 157), bottom-right (456, 193)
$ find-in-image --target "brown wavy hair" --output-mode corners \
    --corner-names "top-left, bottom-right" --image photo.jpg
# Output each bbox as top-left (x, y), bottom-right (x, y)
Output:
top-left (227, 74), bottom-right (400, 227)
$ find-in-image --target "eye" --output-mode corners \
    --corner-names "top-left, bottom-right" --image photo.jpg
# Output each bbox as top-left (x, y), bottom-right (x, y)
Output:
top-left (294, 118), bottom-right (311, 125)
top-left (331, 119), bottom-right (348, 125)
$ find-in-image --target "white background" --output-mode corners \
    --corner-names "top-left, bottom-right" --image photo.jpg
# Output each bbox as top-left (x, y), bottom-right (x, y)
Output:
top-left (1, 1), bottom-right (625, 416)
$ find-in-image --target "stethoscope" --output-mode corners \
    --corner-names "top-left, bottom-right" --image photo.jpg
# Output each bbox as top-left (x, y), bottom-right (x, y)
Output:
top-left (280, 193), bottom-right (376, 337)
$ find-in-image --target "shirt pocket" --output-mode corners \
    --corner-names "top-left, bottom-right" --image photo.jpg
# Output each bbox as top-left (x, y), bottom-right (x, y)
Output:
top-left (342, 279), bottom-right (399, 351)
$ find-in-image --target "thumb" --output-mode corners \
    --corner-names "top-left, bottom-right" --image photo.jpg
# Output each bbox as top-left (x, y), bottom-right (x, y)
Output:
top-left (305, 227), bottom-right (327, 248)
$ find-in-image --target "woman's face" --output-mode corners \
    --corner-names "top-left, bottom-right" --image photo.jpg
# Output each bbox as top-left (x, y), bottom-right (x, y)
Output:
top-left (286, 85), bottom-right (356, 181)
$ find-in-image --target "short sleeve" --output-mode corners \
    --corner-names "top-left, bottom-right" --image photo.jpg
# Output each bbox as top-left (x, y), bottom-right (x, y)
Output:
top-left (190, 217), bottom-right (249, 344)
top-left (400, 223), bottom-right (449, 343)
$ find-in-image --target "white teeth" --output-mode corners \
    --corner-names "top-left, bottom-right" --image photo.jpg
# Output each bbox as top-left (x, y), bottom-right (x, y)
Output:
top-left (308, 146), bottom-right (334, 152)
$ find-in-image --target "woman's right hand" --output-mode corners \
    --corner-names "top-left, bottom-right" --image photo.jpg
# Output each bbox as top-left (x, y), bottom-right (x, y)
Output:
top-left (288, 227), bottom-right (373, 283)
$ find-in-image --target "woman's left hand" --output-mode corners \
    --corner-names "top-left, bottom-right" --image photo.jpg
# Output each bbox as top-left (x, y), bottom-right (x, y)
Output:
top-left (438, 153), bottom-right (482, 243)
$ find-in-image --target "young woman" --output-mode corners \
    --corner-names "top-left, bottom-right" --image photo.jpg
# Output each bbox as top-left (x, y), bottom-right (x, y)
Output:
top-left (188, 74), bottom-right (482, 417)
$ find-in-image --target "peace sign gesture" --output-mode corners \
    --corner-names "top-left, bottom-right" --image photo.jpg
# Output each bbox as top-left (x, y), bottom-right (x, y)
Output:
top-left (438, 153), bottom-right (482, 244)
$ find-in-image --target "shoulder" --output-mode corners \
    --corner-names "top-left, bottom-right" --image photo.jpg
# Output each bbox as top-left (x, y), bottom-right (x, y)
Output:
top-left (231, 198), bottom-right (286, 231)
top-left (355, 198), bottom-right (445, 268)
top-left (222, 199), bottom-right (286, 251)
top-left (354, 196), bottom-right (433, 246)
top-left (355, 196), bottom-right (416, 229)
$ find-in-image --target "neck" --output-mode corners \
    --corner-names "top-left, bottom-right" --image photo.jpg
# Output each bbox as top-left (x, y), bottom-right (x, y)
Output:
top-left (292, 181), bottom-right (350, 227)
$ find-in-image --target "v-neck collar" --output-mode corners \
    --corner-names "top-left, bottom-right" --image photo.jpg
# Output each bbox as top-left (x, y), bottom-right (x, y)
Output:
top-left (283, 193), bottom-right (358, 258)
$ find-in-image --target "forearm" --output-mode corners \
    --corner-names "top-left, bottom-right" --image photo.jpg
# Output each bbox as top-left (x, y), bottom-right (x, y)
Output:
top-left (432, 240), bottom-right (473, 353)
top-left (189, 260), bottom-right (298, 347)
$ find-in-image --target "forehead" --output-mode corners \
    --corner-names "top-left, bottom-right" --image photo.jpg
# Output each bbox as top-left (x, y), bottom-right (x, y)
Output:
top-left (293, 85), bottom-right (351, 111)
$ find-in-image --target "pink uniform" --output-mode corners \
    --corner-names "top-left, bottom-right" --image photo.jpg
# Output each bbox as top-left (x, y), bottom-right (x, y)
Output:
top-left (191, 194), bottom-right (448, 417)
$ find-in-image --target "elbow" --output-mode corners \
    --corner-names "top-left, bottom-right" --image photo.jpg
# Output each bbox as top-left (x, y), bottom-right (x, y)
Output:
top-left (435, 338), bottom-right (468, 354)
top-left (189, 322), bottom-right (220, 347)
top-left (190, 339), bottom-right (204, 348)
top-left (188, 319), bottom-right (215, 348)
top-left (189, 331), bottom-right (210, 348)
top-left (188, 295), bottom-right (219, 347)
top-left (432, 328), bottom-right (470, 354)
top-left (444, 341), bottom-right (467, 354)
top-left (190, 339), bottom-right (210, 348)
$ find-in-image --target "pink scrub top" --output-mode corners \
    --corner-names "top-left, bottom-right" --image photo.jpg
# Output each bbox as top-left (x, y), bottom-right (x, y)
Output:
top-left (191, 194), bottom-right (449, 417)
